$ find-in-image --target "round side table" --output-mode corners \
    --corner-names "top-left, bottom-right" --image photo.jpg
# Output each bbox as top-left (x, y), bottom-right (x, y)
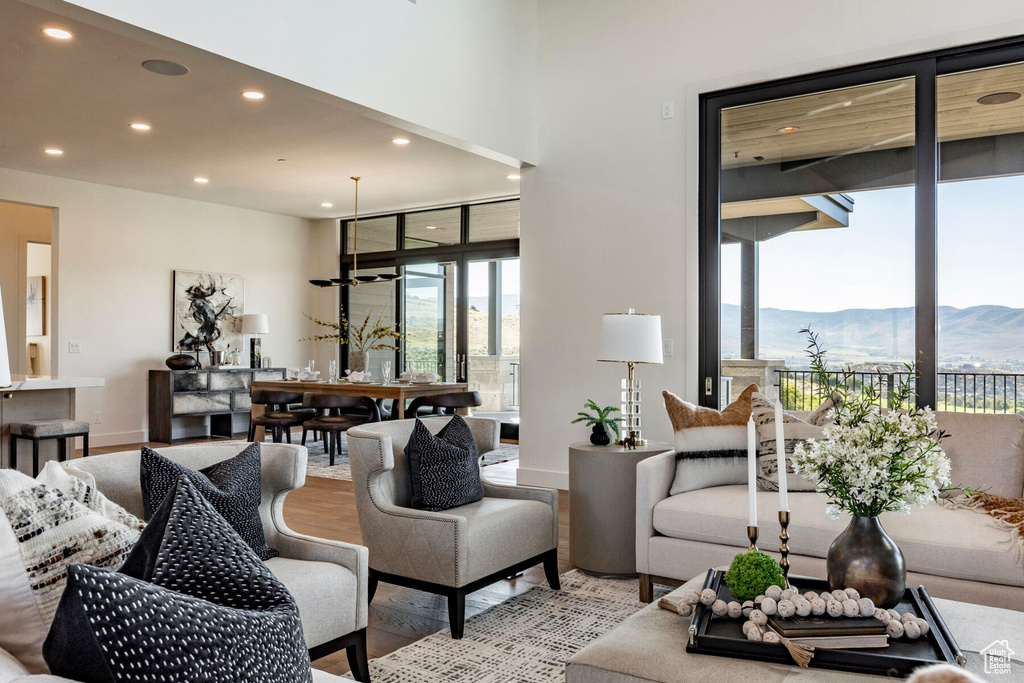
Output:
top-left (569, 440), bottom-right (673, 576)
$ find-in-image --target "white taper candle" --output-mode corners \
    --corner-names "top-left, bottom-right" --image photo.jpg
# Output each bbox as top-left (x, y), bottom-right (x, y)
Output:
top-left (775, 399), bottom-right (789, 512)
top-left (748, 415), bottom-right (757, 527)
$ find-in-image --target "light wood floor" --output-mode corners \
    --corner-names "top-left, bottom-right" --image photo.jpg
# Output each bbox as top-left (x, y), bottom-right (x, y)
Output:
top-left (86, 438), bottom-right (572, 678)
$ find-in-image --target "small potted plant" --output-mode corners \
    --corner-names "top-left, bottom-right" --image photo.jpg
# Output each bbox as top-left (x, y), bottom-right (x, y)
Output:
top-left (571, 400), bottom-right (624, 446)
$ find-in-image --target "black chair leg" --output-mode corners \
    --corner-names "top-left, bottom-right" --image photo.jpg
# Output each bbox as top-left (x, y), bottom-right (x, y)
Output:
top-left (368, 576), bottom-right (379, 604)
top-left (301, 428), bottom-right (308, 446)
top-left (285, 427), bottom-right (292, 444)
top-left (345, 628), bottom-right (371, 683)
top-left (448, 590), bottom-right (466, 639)
top-left (82, 433), bottom-right (89, 458)
top-left (32, 439), bottom-right (40, 477)
top-left (248, 423), bottom-right (255, 442)
top-left (272, 427), bottom-right (281, 443)
top-left (9, 434), bottom-right (16, 471)
top-left (58, 437), bottom-right (67, 463)
top-left (329, 431), bottom-right (336, 467)
top-left (542, 548), bottom-right (561, 590)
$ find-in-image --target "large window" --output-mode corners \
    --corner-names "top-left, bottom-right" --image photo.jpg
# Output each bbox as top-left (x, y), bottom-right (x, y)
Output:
top-left (338, 199), bottom-right (520, 417)
top-left (702, 37), bottom-right (1024, 415)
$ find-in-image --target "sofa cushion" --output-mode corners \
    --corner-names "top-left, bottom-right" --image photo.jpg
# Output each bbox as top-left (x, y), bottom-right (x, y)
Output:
top-left (406, 415), bottom-right (484, 511)
top-left (751, 392), bottom-right (834, 493)
top-left (664, 385), bottom-right (757, 496)
top-left (266, 557), bottom-right (357, 649)
top-left (43, 477), bottom-right (311, 683)
top-left (141, 442), bottom-right (278, 560)
top-left (653, 485), bottom-right (1024, 588)
top-left (937, 412), bottom-right (1024, 499)
top-left (0, 463), bottom-right (143, 675)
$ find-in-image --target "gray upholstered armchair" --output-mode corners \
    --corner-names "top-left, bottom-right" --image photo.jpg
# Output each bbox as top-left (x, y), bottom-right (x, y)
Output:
top-left (347, 416), bottom-right (560, 638)
top-left (63, 442), bottom-right (371, 681)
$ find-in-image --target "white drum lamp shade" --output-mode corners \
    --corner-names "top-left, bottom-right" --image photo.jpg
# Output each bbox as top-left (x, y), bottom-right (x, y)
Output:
top-left (598, 311), bottom-right (663, 364)
top-left (241, 314), bottom-right (269, 335)
top-left (0, 282), bottom-right (11, 387)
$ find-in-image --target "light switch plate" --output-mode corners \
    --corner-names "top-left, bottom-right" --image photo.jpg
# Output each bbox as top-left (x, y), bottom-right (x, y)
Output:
top-left (662, 339), bottom-right (674, 357)
top-left (69, 341), bottom-right (82, 354)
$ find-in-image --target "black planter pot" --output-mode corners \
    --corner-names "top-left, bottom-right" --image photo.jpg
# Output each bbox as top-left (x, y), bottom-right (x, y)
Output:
top-left (827, 515), bottom-right (906, 608)
top-left (590, 424), bottom-right (611, 446)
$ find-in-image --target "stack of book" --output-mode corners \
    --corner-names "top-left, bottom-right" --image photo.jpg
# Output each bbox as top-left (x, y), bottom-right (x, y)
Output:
top-left (767, 614), bottom-right (888, 649)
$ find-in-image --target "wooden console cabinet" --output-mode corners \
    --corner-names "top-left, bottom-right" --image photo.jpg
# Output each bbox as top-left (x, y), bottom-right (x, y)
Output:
top-left (148, 367), bottom-right (285, 443)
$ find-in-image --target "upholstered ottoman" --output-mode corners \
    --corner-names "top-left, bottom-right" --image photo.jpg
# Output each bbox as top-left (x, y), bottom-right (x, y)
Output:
top-left (565, 573), bottom-right (1024, 682)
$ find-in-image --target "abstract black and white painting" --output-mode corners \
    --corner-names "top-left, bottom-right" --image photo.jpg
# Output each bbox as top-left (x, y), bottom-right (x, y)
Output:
top-left (172, 271), bottom-right (244, 353)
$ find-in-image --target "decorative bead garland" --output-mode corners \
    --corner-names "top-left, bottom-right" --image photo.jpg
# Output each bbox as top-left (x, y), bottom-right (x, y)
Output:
top-left (671, 585), bottom-right (931, 643)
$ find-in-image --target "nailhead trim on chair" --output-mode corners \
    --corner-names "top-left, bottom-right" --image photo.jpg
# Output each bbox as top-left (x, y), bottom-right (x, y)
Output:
top-left (351, 432), bottom-right (462, 585)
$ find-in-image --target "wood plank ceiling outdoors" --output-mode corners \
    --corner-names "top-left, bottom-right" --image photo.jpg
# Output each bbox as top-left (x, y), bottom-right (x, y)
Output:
top-left (721, 62), bottom-right (1024, 169)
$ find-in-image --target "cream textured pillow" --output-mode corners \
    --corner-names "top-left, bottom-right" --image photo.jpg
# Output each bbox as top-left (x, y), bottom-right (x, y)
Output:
top-left (664, 384), bottom-right (758, 495)
top-left (0, 462), bottom-right (143, 674)
top-left (751, 393), bottom-right (835, 492)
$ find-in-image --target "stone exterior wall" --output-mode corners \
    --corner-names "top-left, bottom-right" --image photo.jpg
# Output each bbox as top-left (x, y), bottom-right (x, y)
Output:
top-left (721, 358), bottom-right (785, 404)
top-left (469, 355), bottom-right (519, 411)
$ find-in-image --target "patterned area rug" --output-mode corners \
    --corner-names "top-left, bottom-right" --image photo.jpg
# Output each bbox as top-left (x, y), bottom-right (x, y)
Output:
top-left (344, 571), bottom-right (651, 682)
top-left (305, 435), bottom-right (519, 481)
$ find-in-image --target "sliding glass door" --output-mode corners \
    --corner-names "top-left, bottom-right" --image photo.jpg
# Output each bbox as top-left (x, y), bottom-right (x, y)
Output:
top-left (702, 37), bottom-right (1024, 413)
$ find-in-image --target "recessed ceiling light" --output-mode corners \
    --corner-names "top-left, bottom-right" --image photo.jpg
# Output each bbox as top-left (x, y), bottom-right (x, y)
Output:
top-left (392, 138), bottom-right (411, 145)
top-left (777, 126), bottom-right (800, 134)
top-left (241, 91), bottom-right (264, 100)
top-left (42, 27), bottom-right (73, 40)
top-left (193, 177), bottom-right (209, 184)
top-left (141, 59), bottom-right (189, 76)
top-left (129, 122), bottom-right (151, 131)
top-left (321, 202), bottom-right (333, 208)
top-left (507, 173), bottom-right (521, 180)
top-left (425, 225), bottom-right (438, 230)
top-left (977, 91), bottom-right (1021, 105)
top-left (44, 148), bottom-right (63, 155)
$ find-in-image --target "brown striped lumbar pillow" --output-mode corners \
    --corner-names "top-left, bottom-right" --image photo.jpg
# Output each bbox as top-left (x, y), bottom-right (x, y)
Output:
top-left (750, 392), bottom-right (836, 492)
top-left (663, 384), bottom-right (758, 495)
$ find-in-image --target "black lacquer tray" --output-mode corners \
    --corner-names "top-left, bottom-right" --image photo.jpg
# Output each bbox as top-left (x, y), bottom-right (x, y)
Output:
top-left (684, 569), bottom-right (964, 678)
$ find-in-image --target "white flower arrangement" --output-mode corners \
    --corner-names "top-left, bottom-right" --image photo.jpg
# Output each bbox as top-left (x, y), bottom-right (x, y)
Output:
top-left (791, 328), bottom-right (951, 519)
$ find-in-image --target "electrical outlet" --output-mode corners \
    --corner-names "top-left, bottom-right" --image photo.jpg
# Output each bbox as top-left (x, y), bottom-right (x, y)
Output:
top-left (662, 101), bottom-right (674, 119)
top-left (93, 411), bottom-right (102, 424)
top-left (69, 341), bottom-right (82, 354)
top-left (662, 339), bottom-right (674, 357)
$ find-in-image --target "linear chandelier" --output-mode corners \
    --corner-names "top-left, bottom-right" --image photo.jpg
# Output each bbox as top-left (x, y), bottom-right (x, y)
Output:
top-left (309, 176), bottom-right (402, 288)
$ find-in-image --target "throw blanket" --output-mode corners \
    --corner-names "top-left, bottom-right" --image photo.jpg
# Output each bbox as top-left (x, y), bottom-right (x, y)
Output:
top-left (953, 494), bottom-right (1024, 567)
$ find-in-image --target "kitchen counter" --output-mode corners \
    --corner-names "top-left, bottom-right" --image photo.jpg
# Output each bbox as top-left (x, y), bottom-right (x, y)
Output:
top-left (5, 375), bottom-right (105, 391)
top-left (2, 375), bottom-right (104, 474)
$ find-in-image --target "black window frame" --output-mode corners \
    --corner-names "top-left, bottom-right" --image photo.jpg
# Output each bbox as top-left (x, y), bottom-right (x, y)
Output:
top-left (338, 198), bottom-right (520, 379)
top-left (699, 35), bottom-right (1024, 409)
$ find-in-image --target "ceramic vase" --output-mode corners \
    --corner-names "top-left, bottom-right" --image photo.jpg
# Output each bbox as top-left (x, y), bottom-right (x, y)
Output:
top-left (349, 351), bottom-right (368, 373)
top-left (827, 515), bottom-right (906, 608)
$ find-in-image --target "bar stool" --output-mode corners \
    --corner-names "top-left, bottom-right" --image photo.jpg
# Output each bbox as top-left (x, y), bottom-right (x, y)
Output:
top-left (10, 419), bottom-right (90, 476)
top-left (300, 393), bottom-right (380, 465)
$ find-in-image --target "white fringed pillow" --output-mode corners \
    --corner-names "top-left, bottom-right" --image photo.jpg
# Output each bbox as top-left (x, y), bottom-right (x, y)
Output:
top-left (0, 462), bottom-right (143, 674)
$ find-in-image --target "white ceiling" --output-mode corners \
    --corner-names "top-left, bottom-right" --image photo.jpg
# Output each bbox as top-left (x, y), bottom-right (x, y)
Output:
top-left (0, 0), bottom-right (521, 219)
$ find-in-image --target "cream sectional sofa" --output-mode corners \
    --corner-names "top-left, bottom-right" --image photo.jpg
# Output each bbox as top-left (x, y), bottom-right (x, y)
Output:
top-left (637, 411), bottom-right (1024, 610)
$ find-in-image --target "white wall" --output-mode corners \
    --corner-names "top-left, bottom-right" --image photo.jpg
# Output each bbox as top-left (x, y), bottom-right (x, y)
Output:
top-left (519, 0), bottom-right (1024, 489)
top-left (0, 167), bottom-right (314, 447)
top-left (0, 201), bottom-right (52, 376)
top-left (57, 0), bottom-right (538, 165)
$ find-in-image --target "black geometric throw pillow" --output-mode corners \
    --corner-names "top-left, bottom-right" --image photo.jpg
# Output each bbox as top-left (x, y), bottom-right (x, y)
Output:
top-left (407, 414), bottom-right (484, 511)
top-left (140, 442), bottom-right (278, 560)
top-left (43, 476), bottom-right (312, 683)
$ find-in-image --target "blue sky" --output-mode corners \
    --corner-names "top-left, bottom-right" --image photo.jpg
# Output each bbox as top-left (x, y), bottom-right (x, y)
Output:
top-left (722, 176), bottom-right (1024, 312)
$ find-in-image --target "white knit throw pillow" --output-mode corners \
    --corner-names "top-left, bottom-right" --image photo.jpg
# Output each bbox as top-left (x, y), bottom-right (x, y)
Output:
top-left (0, 462), bottom-right (143, 674)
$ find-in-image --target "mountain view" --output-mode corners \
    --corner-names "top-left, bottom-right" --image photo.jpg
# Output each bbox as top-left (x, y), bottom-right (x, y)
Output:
top-left (722, 303), bottom-right (1024, 372)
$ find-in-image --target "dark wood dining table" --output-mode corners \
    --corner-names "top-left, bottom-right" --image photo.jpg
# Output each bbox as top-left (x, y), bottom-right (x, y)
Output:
top-left (249, 379), bottom-right (469, 441)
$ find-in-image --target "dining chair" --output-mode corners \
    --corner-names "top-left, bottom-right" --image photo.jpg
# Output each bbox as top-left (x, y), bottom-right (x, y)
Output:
top-left (406, 390), bottom-right (483, 419)
top-left (300, 393), bottom-right (381, 465)
top-left (248, 389), bottom-right (315, 443)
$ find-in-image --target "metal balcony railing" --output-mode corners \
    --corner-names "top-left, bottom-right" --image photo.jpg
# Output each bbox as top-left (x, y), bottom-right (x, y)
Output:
top-left (776, 369), bottom-right (1024, 416)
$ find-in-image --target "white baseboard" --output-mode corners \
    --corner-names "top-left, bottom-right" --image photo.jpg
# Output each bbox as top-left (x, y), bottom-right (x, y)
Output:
top-left (516, 466), bottom-right (569, 491)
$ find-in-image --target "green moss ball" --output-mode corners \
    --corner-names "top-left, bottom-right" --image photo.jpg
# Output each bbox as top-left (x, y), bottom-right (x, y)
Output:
top-left (724, 550), bottom-right (785, 602)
